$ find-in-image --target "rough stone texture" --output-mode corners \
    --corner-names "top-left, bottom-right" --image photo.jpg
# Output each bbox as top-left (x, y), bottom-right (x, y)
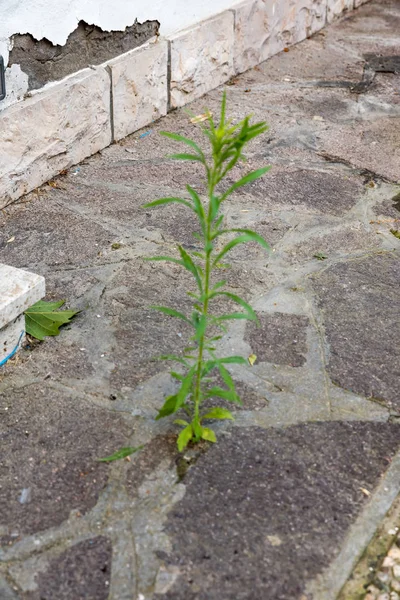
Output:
top-left (26, 537), bottom-right (112, 600)
top-left (0, 264), bottom-right (45, 328)
top-left (327, 0), bottom-right (354, 22)
top-left (0, 385), bottom-right (130, 537)
top-left (106, 38), bottom-right (168, 141)
top-left (233, 167), bottom-right (364, 216)
top-left (312, 253), bottom-right (400, 407)
top-left (0, 315), bottom-right (25, 365)
top-left (0, 2), bottom-right (398, 598)
top-left (8, 20), bottom-right (160, 91)
top-left (159, 423), bottom-right (400, 600)
top-left (234, 0), bottom-right (327, 74)
top-left (0, 68), bottom-right (111, 209)
top-left (233, 0), bottom-right (272, 74)
top-left (169, 11), bottom-right (235, 109)
top-left (245, 313), bottom-right (309, 367)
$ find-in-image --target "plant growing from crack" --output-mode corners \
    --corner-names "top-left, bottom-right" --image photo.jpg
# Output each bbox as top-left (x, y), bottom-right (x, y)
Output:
top-left (144, 93), bottom-right (270, 451)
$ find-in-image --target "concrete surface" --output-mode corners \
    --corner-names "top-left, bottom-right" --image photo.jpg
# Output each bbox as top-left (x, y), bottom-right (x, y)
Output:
top-left (0, 1), bottom-right (399, 599)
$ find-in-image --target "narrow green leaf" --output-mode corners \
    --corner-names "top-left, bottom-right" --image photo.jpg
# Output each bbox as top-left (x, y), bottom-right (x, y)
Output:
top-left (206, 387), bottom-right (241, 404)
top-left (170, 371), bottom-right (184, 381)
top-left (213, 232), bottom-right (270, 266)
top-left (98, 446), bottom-right (143, 462)
top-left (160, 131), bottom-right (204, 159)
top-left (150, 305), bottom-right (193, 326)
top-left (143, 197), bottom-right (195, 211)
top-left (216, 312), bottom-right (255, 322)
top-left (174, 419), bottom-right (189, 426)
top-left (220, 90), bottom-right (227, 128)
top-left (176, 366), bottom-right (197, 407)
top-left (218, 356), bottom-right (248, 365)
top-left (192, 419), bottom-right (203, 440)
top-left (156, 395), bottom-right (179, 420)
top-left (210, 291), bottom-right (258, 322)
top-left (220, 167), bottom-right (271, 201)
top-left (218, 363), bottom-right (235, 391)
top-left (168, 153), bottom-right (204, 162)
top-left (178, 246), bottom-right (202, 291)
top-left (158, 354), bottom-right (189, 366)
top-left (186, 185), bottom-right (206, 232)
top-left (201, 428), bottom-right (217, 443)
top-left (144, 256), bottom-right (183, 266)
top-left (177, 424), bottom-right (193, 452)
top-left (202, 407), bottom-right (234, 420)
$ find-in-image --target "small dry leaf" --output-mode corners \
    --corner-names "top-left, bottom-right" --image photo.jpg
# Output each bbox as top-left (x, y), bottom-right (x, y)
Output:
top-left (6, 236), bottom-right (15, 243)
top-left (248, 354), bottom-right (257, 366)
top-left (266, 535), bottom-right (282, 547)
top-left (360, 487), bottom-right (371, 497)
top-left (313, 115), bottom-right (324, 122)
top-left (191, 112), bottom-right (212, 124)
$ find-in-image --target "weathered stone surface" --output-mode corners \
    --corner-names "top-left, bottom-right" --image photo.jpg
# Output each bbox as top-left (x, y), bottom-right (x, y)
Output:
top-left (233, 0), bottom-right (271, 74)
top-left (268, 0), bottom-right (326, 56)
top-left (245, 313), bottom-right (309, 366)
top-left (0, 264), bottom-right (45, 328)
top-left (0, 315), bottom-right (25, 366)
top-left (234, 0), bottom-right (327, 74)
top-left (169, 12), bottom-right (235, 109)
top-left (159, 423), bottom-right (400, 600)
top-left (0, 385), bottom-right (130, 538)
top-left (234, 167), bottom-right (364, 216)
top-left (0, 67), bottom-right (111, 209)
top-left (106, 38), bottom-right (168, 141)
top-left (312, 252), bottom-right (400, 406)
top-left (327, 0), bottom-right (354, 22)
top-left (286, 224), bottom-right (381, 265)
top-left (0, 196), bottom-right (112, 270)
top-left (26, 537), bottom-right (112, 600)
top-left (8, 20), bottom-right (159, 92)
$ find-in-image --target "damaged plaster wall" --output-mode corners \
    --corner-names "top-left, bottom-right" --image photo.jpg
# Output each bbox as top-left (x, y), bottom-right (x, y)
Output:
top-left (8, 20), bottom-right (160, 91)
top-left (0, 0), bottom-right (242, 111)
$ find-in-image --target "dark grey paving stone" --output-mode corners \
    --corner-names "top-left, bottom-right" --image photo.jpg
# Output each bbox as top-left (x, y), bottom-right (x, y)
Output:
top-left (0, 197), bottom-right (112, 269)
top-left (0, 385), bottom-right (130, 539)
top-left (245, 313), bottom-right (309, 367)
top-left (25, 536), bottom-right (112, 600)
top-left (233, 168), bottom-right (364, 216)
top-left (157, 422), bottom-right (400, 600)
top-left (311, 252), bottom-right (400, 406)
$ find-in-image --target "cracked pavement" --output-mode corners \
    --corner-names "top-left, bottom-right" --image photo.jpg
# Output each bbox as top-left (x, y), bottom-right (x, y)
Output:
top-left (0, 1), bottom-right (399, 598)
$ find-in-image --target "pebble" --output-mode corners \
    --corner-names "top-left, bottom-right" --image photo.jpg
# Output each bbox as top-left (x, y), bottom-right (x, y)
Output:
top-left (383, 557), bottom-right (396, 568)
top-left (392, 581), bottom-right (400, 593)
top-left (394, 565), bottom-right (400, 579)
top-left (389, 548), bottom-right (400, 561)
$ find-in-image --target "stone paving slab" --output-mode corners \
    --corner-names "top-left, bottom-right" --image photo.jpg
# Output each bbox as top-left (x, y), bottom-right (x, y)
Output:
top-left (0, 1), bottom-right (399, 599)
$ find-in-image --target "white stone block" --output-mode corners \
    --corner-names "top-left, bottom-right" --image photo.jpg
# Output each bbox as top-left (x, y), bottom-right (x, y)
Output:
top-left (0, 264), bottom-right (45, 366)
top-left (327, 0), bottom-right (353, 22)
top-left (106, 37), bottom-right (168, 141)
top-left (233, 0), bottom-right (271, 73)
top-left (169, 11), bottom-right (235, 109)
top-left (0, 315), bottom-right (25, 366)
top-left (0, 67), bottom-right (111, 209)
top-left (268, 0), bottom-right (327, 57)
top-left (0, 264), bottom-right (45, 329)
top-left (234, 0), bottom-right (327, 73)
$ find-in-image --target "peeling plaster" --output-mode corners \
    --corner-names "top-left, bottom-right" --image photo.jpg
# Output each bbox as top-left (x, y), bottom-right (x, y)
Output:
top-left (0, 0), bottom-right (243, 110)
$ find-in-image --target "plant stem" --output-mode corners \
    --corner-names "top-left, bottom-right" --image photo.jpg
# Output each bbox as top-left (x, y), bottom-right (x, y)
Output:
top-left (193, 168), bottom-right (216, 438)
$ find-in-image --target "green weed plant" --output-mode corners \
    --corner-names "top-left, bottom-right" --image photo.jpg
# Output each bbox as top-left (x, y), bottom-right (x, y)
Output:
top-left (144, 93), bottom-right (271, 451)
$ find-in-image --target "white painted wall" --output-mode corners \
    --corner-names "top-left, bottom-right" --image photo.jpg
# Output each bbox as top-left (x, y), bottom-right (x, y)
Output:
top-left (0, 0), bottom-right (243, 62)
top-left (0, 0), bottom-right (242, 110)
